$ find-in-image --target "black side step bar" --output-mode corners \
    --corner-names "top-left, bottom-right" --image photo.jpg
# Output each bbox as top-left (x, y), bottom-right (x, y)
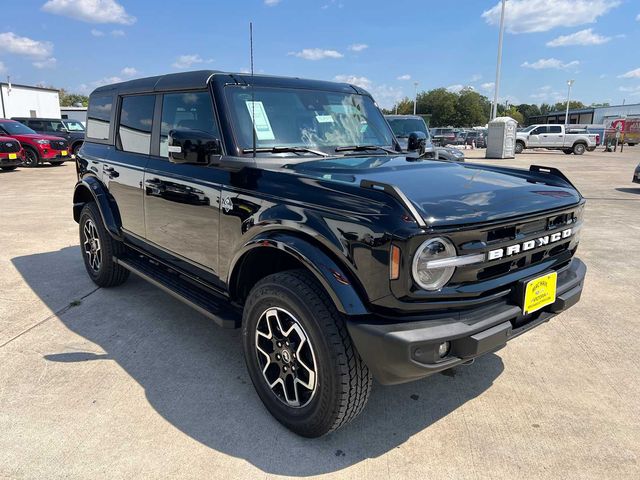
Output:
top-left (114, 254), bottom-right (241, 329)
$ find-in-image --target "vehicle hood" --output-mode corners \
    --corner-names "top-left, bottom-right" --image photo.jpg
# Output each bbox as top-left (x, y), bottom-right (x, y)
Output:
top-left (6, 133), bottom-right (67, 142)
top-left (0, 136), bottom-right (19, 143)
top-left (288, 155), bottom-right (582, 227)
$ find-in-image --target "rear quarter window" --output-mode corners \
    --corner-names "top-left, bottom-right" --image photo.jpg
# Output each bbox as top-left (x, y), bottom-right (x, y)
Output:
top-left (86, 94), bottom-right (114, 141)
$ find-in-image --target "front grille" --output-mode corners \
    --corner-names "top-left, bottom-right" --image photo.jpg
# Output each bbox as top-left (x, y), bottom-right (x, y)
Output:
top-left (49, 140), bottom-right (68, 150)
top-left (0, 141), bottom-right (20, 153)
top-left (450, 205), bottom-right (583, 285)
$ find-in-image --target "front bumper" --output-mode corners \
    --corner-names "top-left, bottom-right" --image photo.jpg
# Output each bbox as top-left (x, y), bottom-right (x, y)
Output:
top-left (347, 257), bottom-right (586, 385)
top-left (0, 155), bottom-right (23, 167)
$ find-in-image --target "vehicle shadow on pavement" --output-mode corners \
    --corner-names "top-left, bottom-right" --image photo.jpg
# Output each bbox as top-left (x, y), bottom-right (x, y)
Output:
top-left (615, 187), bottom-right (640, 195)
top-left (13, 247), bottom-right (504, 477)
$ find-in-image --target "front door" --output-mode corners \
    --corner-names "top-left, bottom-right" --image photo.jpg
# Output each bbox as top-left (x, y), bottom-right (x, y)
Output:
top-left (143, 91), bottom-right (223, 277)
top-left (528, 126), bottom-right (548, 147)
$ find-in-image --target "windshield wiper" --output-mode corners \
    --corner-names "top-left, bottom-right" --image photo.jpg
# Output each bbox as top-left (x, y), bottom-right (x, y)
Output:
top-left (335, 145), bottom-right (397, 154)
top-left (242, 146), bottom-right (328, 157)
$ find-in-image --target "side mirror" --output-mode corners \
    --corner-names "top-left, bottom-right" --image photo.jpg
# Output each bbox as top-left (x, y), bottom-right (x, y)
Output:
top-left (168, 129), bottom-right (222, 165)
top-left (407, 131), bottom-right (427, 152)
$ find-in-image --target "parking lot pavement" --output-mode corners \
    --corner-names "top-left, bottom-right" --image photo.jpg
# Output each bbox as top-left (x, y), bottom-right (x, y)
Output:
top-left (1, 150), bottom-right (639, 479)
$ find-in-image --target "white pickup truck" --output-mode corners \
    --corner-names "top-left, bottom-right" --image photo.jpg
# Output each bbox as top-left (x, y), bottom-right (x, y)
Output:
top-left (516, 124), bottom-right (599, 155)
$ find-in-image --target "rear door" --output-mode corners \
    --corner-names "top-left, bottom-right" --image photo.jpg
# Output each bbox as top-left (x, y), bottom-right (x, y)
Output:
top-left (106, 94), bottom-right (155, 238)
top-left (547, 125), bottom-right (564, 147)
top-left (143, 90), bottom-right (223, 278)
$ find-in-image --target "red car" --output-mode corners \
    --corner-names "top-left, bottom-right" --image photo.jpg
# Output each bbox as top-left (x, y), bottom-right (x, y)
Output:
top-left (0, 135), bottom-right (24, 171)
top-left (0, 119), bottom-right (70, 167)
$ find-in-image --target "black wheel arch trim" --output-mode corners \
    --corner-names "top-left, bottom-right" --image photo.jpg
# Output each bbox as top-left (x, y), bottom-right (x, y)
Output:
top-left (73, 176), bottom-right (123, 240)
top-left (229, 231), bottom-right (370, 316)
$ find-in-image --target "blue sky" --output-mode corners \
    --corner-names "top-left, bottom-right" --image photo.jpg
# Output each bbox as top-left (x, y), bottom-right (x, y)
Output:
top-left (1, 0), bottom-right (639, 108)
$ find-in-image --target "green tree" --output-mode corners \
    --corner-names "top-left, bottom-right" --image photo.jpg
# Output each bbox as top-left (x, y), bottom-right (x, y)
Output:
top-left (540, 103), bottom-right (552, 115)
top-left (515, 103), bottom-right (541, 123)
top-left (455, 88), bottom-right (490, 127)
top-left (504, 107), bottom-right (524, 125)
top-left (417, 88), bottom-right (459, 127)
top-left (590, 102), bottom-right (610, 108)
top-left (59, 88), bottom-right (89, 107)
top-left (552, 100), bottom-right (585, 112)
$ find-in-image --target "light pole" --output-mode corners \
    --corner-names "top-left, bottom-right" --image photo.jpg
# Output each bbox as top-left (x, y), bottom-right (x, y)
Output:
top-left (565, 79), bottom-right (575, 125)
top-left (491, 0), bottom-right (506, 120)
top-left (413, 81), bottom-right (419, 115)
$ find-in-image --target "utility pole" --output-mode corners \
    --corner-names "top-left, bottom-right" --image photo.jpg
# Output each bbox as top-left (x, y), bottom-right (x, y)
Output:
top-left (565, 79), bottom-right (574, 125)
top-left (413, 81), bottom-right (419, 115)
top-left (491, 0), bottom-right (506, 120)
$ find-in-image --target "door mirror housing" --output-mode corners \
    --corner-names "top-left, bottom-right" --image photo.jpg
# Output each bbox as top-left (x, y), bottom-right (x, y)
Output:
top-left (168, 129), bottom-right (222, 165)
top-left (407, 131), bottom-right (427, 152)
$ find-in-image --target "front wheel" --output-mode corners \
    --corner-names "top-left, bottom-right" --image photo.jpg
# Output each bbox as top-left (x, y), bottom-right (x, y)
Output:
top-left (79, 202), bottom-right (130, 287)
top-left (242, 270), bottom-right (372, 437)
top-left (515, 142), bottom-right (524, 154)
top-left (49, 161), bottom-right (64, 166)
top-left (22, 148), bottom-right (40, 167)
top-left (573, 143), bottom-right (586, 155)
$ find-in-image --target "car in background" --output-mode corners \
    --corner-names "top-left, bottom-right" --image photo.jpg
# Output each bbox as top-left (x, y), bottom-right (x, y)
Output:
top-left (516, 124), bottom-right (598, 155)
top-left (385, 115), bottom-right (464, 162)
top-left (430, 127), bottom-right (456, 146)
top-left (0, 119), bottom-right (70, 167)
top-left (13, 117), bottom-right (85, 155)
top-left (465, 130), bottom-right (486, 148)
top-left (0, 136), bottom-right (24, 171)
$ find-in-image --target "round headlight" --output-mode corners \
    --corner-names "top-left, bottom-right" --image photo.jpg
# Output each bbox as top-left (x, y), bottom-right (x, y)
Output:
top-left (412, 237), bottom-right (456, 290)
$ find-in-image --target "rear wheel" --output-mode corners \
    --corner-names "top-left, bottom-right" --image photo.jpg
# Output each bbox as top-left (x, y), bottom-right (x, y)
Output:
top-left (1, 166), bottom-right (17, 171)
top-left (515, 141), bottom-right (524, 154)
top-left (242, 270), bottom-right (372, 437)
top-left (573, 143), bottom-right (586, 155)
top-left (563, 149), bottom-right (573, 155)
top-left (22, 147), bottom-right (40, 167)
top-left (79, 202), bottom-right (130, 287)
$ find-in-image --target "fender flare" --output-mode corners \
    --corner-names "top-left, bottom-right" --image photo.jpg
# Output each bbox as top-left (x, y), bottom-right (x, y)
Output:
top-left (72, 176), bottom-right (122, 240)
top-left (229, 231), bottom-right (369, 316)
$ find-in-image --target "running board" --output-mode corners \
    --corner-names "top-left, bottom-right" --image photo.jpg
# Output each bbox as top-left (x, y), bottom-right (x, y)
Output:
top-left (114, 254), bottom-right (241, 329)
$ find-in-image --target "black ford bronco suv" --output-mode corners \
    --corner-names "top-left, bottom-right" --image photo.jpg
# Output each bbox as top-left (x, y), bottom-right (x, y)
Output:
top-left (73, 71), bottom-right (586, 437)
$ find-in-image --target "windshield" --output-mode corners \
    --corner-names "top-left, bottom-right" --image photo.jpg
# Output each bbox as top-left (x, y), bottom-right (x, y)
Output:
top-left (520, 125), bottom-right (536, 132)
top-left (63, 120), bottom-right (85, 132)
top-left (387, 118), bottom-right (428, 138)
top-left (0, 121), bottom-right (37, 135)
top-left (225, 86), bottom-right (394, 154)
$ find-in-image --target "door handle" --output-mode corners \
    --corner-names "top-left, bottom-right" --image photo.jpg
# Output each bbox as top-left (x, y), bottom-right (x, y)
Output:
top-left (145, 178), bottom-right (161, 185)
top-left (103, 165), bottom-right (119, 178)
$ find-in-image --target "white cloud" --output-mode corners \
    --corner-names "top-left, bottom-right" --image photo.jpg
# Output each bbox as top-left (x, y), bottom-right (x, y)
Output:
top-left (91, 28), bottom-right (104, 36)
top-left (0, 61), bottom-right (6, 74)
top-left (470, 73), bottom-right (482, 82)
top-left (289, 48), bottom-right (343, 60)
top-left (333, 74), bottom-right (402, 108)
top-left (618, 68), bottom-right (640, 79)
top-left (42, 0), bottom-right (136, 25)
top-left (637, 13), bottom-right (640, 21)
top-left (172, 54), bottom-right (205, 69)
top-left (33, 57), bottom-right (57, 69)
top-left (482, 0), bottom-right (620, 34)
top-left (446, 84), bottom-right (465, 93)
top-left (480, 82), bottom-right (495, 91)
top-left (264, 0), bottom-right (281, 5)
top-left (521, 58), bottom-right (580, 70)
top-left (397, 74), bottom-right (411, 81)
top-left (0, 32), bottom-right (53, 58)
top-left (619, 85), bottom-right (640, 96)
top-left (121, 67), bottom-right (138, 76)
top-left (547, 28), bottom-right (610, 47)
top-left (348, 43), bottom-right (368, 52)
top-left (91, 76), bottom-right (123, 88)
top-left (529, 86), bottom-right (564, 102)
top-left (111, 29), bottom-right (125, 37)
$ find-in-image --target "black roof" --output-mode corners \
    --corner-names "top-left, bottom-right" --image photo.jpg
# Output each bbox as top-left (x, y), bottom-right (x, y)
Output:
top-left (91, 70), bottom-right (367, 96)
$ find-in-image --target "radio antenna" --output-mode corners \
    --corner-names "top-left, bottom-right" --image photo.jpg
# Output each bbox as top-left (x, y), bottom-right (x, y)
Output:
top-left (250, 22), bottom-right (256, 159)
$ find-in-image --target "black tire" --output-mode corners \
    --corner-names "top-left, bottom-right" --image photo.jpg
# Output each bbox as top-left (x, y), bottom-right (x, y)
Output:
top-left (49, 161), bottom-right (65, 166)
top-left (563, 149), bottom-right (573, 155)
top-left (22, 147), bottom-right (40, 167)
top-left (79, 202), bottom-right (130, 287)
top-left (242, 269), bottom-right (372, 437)
top-left (72, 142), bottom-right (83, 155)
top-left (1, 166), bottom-right (18, 171)
top-left (515, 141), bottom-right (524, 154)
top-left (628, 143), bottom-right (636, 147)
top-left (573, 143), bottom-right (586, 155)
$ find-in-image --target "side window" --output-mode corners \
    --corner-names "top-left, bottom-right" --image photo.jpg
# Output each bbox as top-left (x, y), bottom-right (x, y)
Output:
top-left (87, 94), bottom-right (113, 140)
top-left (117, 95), bottom-right (155, 155)
top-left (532, 126), bottom-right (547, 135)
top-left (159, 91), bottom-right (219, 158)
top-left (49, 120), bottom-right (66, 133)
top-left (549, 125), bottom-right (562, 134)
top-left (29, 120), bottom-right (45, 131)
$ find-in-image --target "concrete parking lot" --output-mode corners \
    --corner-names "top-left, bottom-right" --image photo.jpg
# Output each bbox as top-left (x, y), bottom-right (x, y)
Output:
top-left (1, 149), bottom-right (639, 479)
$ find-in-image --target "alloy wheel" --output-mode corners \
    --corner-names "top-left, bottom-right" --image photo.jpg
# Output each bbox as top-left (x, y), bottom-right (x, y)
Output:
top-left (255, 307), bottom-right (318, 408)
top-left (83, 219), bottom-right (102, 272)
top-left (23, 150), bottom-right (38, 167)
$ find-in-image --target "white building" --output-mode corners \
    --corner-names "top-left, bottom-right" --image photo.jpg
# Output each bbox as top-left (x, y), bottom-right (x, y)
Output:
top-left (61, 106), bottom-right (87, 124)
top-left (0, 82), bottom-right (60, 119)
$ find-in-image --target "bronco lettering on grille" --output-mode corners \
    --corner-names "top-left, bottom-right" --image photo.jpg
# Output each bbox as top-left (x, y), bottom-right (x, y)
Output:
top-left (487, 228), bottom-right (572, 261)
